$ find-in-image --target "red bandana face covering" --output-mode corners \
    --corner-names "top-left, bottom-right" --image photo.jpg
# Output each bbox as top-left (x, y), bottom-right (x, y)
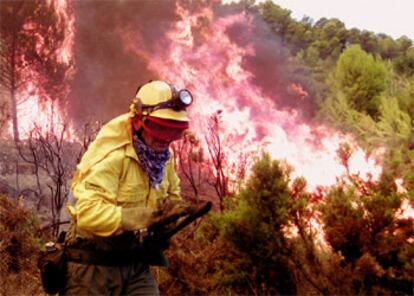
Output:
top-left (142, 116), bottom-right (189, 142)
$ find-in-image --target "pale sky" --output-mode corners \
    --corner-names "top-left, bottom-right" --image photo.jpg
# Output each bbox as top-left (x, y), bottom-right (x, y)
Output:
top-left (224, 0), bottom-right (414, 40)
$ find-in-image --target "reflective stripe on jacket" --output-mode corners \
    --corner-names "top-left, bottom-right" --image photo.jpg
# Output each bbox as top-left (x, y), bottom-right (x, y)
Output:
top-left (68, 113), bottom-right (181, 237)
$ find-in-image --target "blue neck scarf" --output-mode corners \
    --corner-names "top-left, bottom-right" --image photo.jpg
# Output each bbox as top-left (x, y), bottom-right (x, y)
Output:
top-left (132, 134), bottom-right (170, 189)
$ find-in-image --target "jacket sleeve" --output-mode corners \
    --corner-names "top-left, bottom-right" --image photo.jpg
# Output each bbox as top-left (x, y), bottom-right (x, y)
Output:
top-left (166, 156), bottom-right (182, 201)
top-left (72, 150), bottom-right (124, 237)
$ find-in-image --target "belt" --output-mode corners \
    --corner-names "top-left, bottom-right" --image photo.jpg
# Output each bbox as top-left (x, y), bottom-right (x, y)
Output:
top-left (65, 247), bottom-right (146, 266)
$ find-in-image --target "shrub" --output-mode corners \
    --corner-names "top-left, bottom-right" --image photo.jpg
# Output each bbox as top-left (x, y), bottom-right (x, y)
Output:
top-left (0, 194), bottom-right (45, 295)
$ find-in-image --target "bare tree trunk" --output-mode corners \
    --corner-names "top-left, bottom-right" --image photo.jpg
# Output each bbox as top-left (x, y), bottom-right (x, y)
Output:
top-left (14, 158), bottom-right (20, 192)
top-left (10, 31), bottom-right (20, 144)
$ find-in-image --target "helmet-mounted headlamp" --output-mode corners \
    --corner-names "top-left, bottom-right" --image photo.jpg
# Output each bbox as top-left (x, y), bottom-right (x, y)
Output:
top-left (145, 88), bottom-right (193, 112)
top-left (135, 82), bottom-right (193, 116)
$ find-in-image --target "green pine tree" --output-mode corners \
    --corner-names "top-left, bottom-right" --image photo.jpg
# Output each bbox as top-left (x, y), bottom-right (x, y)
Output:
top-left (215, 153), bottom-right (297, 295)
top-left (335, 44), bottom-right (387, 118)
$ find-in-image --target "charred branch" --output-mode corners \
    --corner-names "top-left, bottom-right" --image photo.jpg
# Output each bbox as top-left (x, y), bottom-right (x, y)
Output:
top-left (17, 122), bottom-right (72, 238)
top-left (205, 111), bottom-right (228, 211)
top-left (76, 122), bottom-right (99, 164)
top-left (175, 131), bottom-right (206, 202)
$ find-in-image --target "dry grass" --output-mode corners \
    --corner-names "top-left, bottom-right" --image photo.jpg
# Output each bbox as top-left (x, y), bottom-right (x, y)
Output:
top-left (0, 195), bottom-right (47, 296)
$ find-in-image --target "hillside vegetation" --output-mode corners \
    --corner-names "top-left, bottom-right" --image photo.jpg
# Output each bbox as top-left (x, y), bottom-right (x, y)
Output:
top-left (0, 1), bottom-right (413, 295)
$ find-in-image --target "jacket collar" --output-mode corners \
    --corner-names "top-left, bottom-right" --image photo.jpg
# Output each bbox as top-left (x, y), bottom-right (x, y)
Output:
top-left (77, 113), bottom-right (138, 173)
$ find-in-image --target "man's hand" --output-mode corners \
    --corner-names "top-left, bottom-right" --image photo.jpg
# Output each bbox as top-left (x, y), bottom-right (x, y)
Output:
top-left (121, 199), bottom-right (212, 237)
top-left (143, 200), bottom-right (212, 257)
top-left (148, 200), bottom-right (212, 239)
top-left (148, 199), bottom-right (195, 229)
top-left (120, 200), bottom-right (196, 231)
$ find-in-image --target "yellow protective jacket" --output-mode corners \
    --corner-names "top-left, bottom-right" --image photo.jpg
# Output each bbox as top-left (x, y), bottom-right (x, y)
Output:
top-left (68, 113), bottom-right (181, 237)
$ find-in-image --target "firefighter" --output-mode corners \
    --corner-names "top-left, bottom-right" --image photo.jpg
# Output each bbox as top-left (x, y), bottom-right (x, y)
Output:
top-left (61, 80), bottom-right (195, 295)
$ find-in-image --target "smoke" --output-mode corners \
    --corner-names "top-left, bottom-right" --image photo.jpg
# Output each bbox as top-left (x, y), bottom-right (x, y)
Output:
top-left (215, 3), bottom-right (317, 118)
top-left (68, 0), bottom-right (179, 124)
top-left (215, 4), bottom-right (293, 104)
top-left (67, 0), bottom-right (311, 126)
top-left (59, 0), bottom-right (384, 191)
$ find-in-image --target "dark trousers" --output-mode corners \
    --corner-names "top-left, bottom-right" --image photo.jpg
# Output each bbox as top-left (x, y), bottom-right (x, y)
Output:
top-left (61, 260), bottom-right (159, 296)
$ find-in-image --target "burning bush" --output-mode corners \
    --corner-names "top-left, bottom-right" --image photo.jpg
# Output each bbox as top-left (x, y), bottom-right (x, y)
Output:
top-left (159, 153), bottom-right (414, 295)
top-left (320, 175), bottom-right (414, 295)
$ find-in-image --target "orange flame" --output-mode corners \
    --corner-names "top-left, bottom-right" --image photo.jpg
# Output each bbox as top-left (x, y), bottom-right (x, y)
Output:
top-left (51, 0), bottom-right (76, 69)
top-left (10, 0), bottom-right (76, 140)
top-left (122, 3), bottom-right (382, 191)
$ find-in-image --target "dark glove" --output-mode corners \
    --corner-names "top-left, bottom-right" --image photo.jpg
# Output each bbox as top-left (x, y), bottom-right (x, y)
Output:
top-left (122, 200), bottom-right (212, 239)
top-left (148, 199), bottom-right (195, 229)
top-left (143, 200), bottom-right (212, 267)
top-left (148, 200), bottom-right (212, 239)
